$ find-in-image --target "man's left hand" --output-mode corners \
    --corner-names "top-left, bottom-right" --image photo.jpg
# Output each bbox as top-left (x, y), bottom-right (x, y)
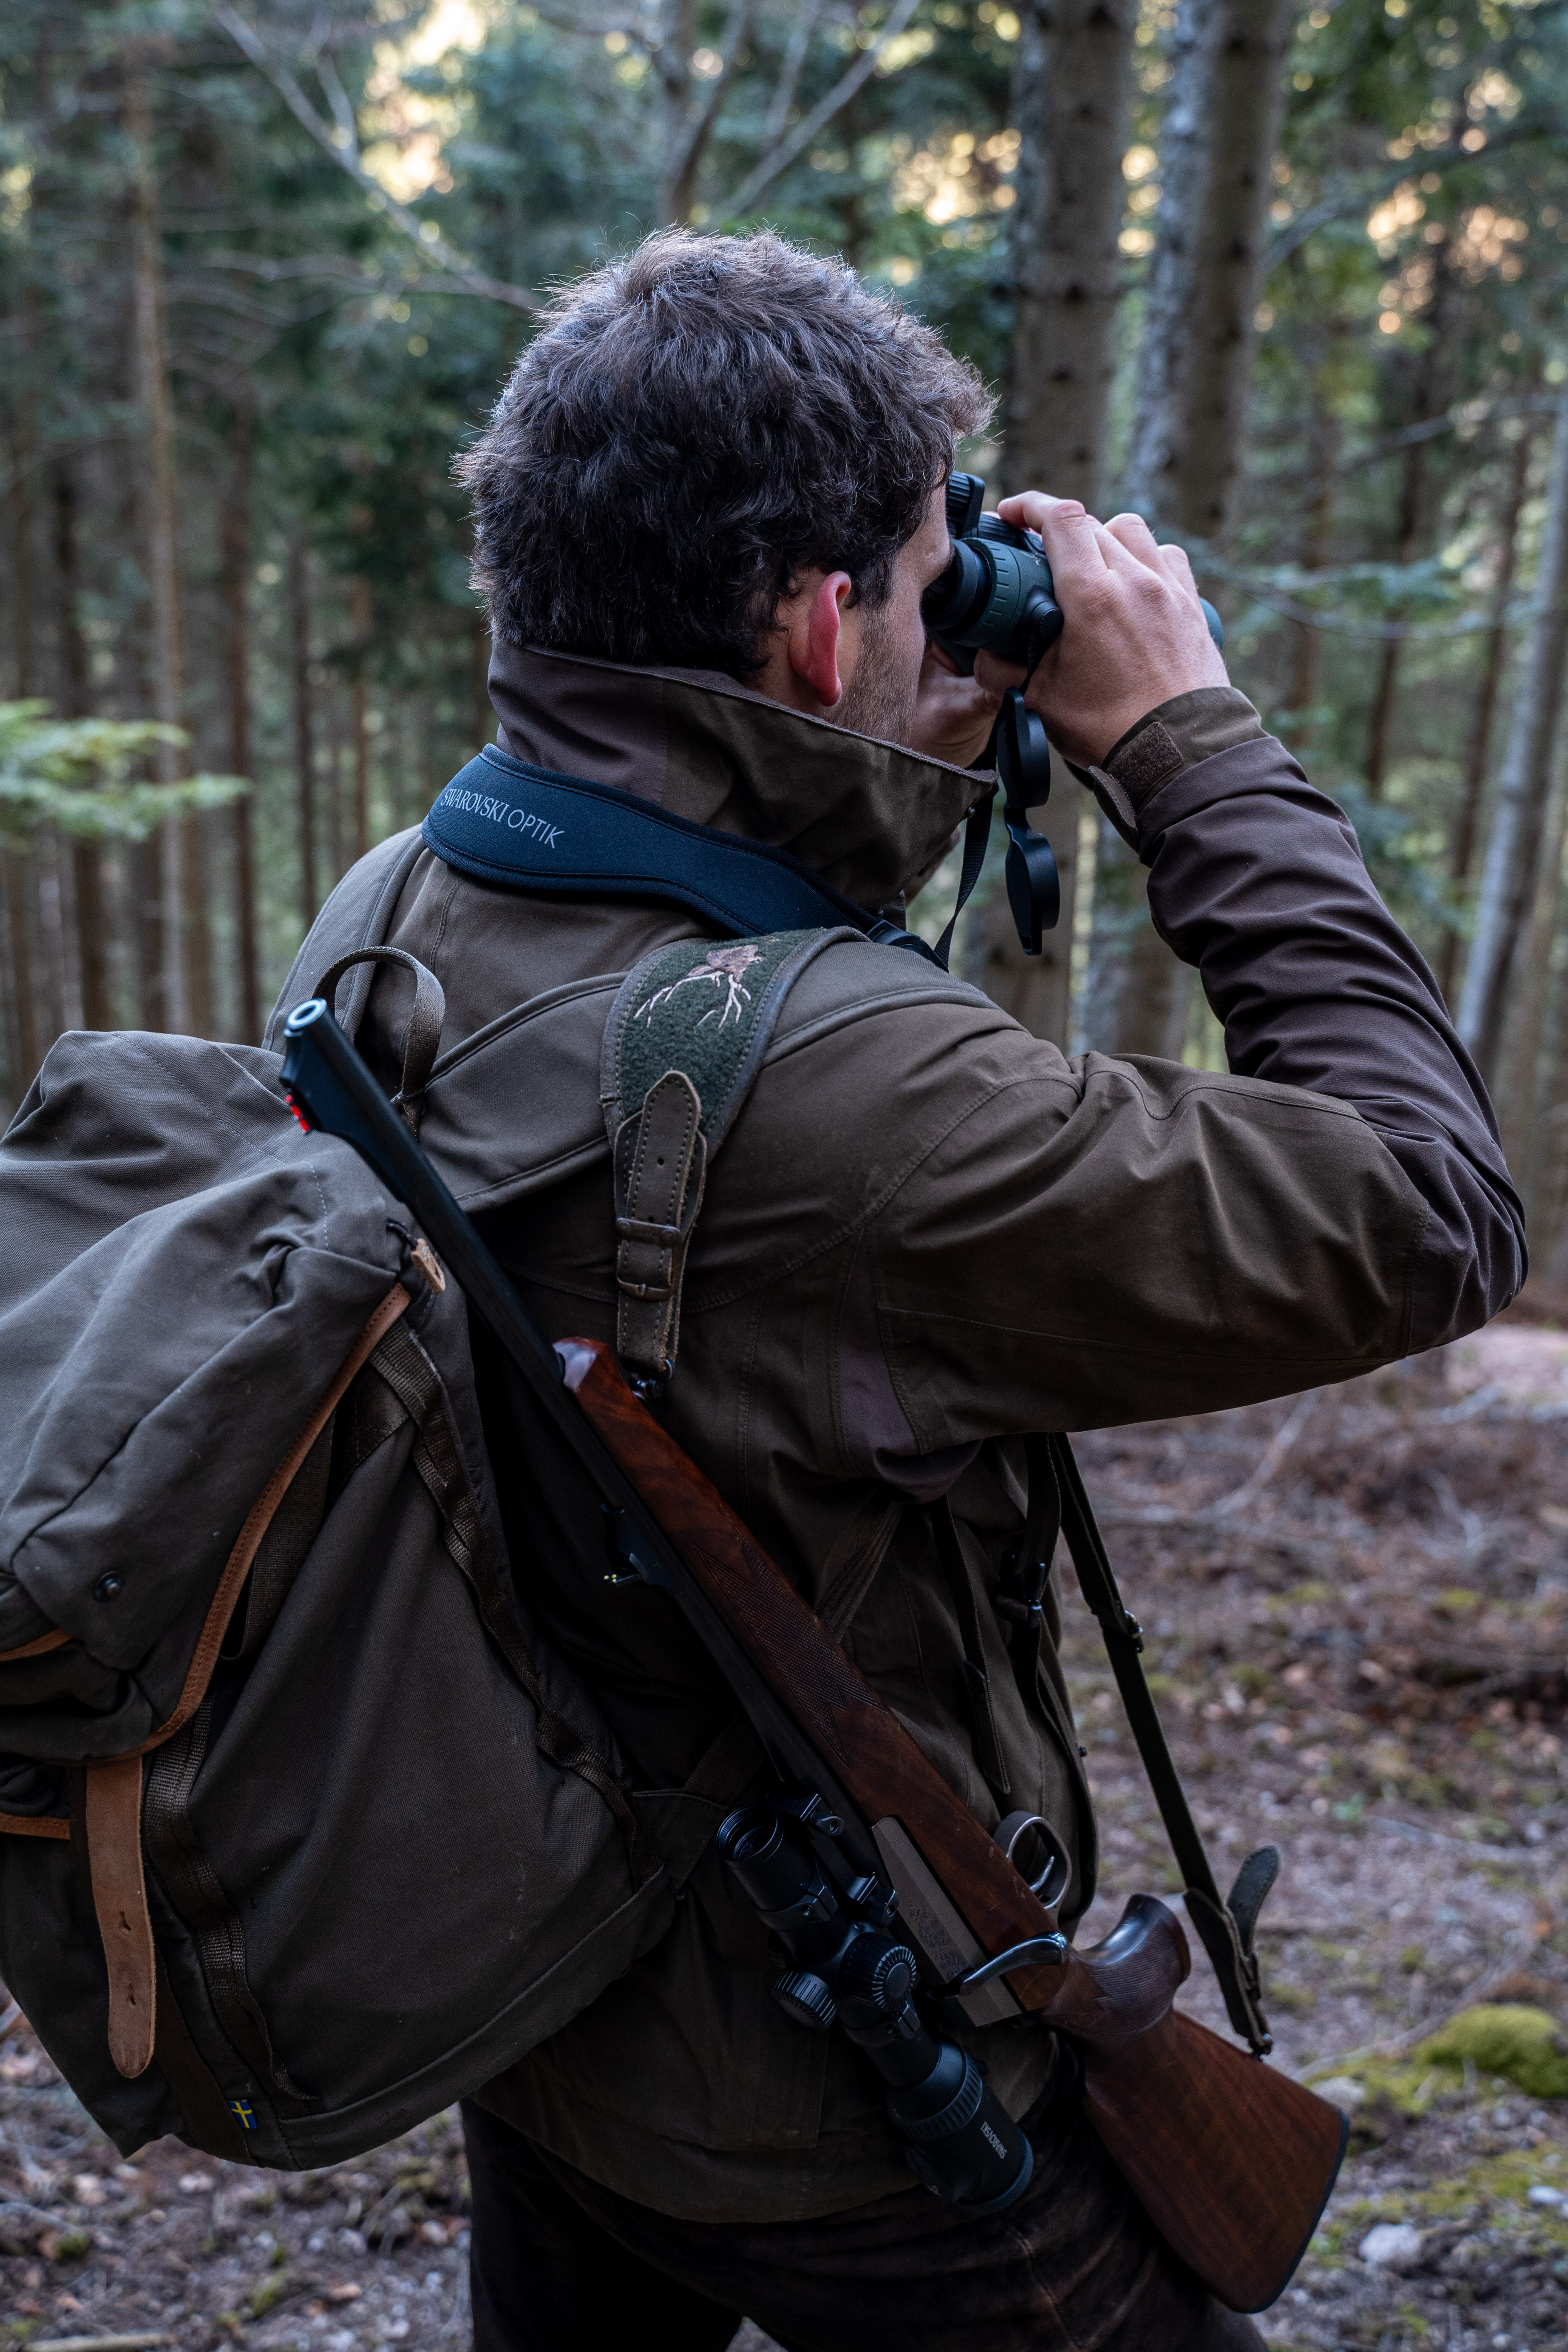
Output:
top-left (907, 641), bottom-right (1004, 769)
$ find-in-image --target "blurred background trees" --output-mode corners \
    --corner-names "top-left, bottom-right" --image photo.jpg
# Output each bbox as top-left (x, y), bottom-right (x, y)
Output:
top-left (5, 0), bottom-right (1568, 1279)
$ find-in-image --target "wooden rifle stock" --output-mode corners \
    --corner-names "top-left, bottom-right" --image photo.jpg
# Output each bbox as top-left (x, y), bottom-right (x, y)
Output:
top-left (562, 1338), bottom-right (1347, 2314)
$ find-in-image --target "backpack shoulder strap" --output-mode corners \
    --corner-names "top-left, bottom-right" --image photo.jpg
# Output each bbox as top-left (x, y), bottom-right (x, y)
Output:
top-left (601, 928), bottom-right (856, 1395)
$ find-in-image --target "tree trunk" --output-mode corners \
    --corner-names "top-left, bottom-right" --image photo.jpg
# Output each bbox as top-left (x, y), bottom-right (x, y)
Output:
top-left (1494, 749), bottom-right (1568, 1198)
top-left (1362, 434), bottom-right (1429, 800)
top-left (1122, 0), bottom-right (1293, 539)
top-left (1457, 369), bottom-right (1568, 1092)
top-left (1079, 812), bottom-right (1193, 1055)
top-left (3, 854), bottom-right (40, 1101)
top-left (1363, 285), bottom-right (1453, 800)
top-left (1285, 356), bottom-right (1341, 742)
top-left (36, 841), bottom-right (69, 1041)
top-left (126, 49), bottom-right (209, 1035)
top-left (1437, 410), bottom-right (1538, 1006)
top-left (979, 0), bottom-right (1133, 1048)
top-left (1527, 943), bottom-right (1568, 1279)
top-left (656, 0), bottom-right (698, 223)
top-left (1088, 0), bottom-right (1290, 1059)
top-left (5, 343), bottom-right (42, 1089)
top-left (51, 454), bottom-right (112, 1030)
top-left (220, 406), bottom-right (260, 1042)
top-left (1004, 0), bottom-right (1136, 513)
top-left (327, 688), bottom-right (347, 885)
top-left (10, 293), bottom-right (38, 702)
top-left (474, 619), bottom-right (494, 758)
top-left (351, 574), bottom-right (372, 862)
top-left (290, 539), bottom-right (318, 928)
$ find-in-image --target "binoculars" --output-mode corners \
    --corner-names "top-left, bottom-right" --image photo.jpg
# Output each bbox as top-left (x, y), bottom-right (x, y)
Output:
top-left (922, 471), bottom-right (1225, 674)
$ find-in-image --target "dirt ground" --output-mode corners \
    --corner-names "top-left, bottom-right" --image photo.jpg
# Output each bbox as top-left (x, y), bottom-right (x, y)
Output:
top-left (6, 1316), bottom-right (1568, 2352)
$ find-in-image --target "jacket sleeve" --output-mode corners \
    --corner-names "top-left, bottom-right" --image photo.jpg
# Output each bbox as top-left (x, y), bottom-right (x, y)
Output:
top-left (1087, 691), bottom-right (1525, 1351)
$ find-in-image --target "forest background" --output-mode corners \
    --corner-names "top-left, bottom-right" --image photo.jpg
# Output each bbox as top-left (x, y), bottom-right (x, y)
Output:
top-left (4, 0), bottom-right (1568, 1279)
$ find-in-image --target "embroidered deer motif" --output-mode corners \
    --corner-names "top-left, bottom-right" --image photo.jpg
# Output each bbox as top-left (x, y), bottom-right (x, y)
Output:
top-left (633, 942), bottom-right (762, 1030)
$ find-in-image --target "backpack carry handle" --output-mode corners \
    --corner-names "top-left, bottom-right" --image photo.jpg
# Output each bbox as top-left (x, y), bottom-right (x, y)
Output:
top-left (312, 948), bottom-right (446, 1129)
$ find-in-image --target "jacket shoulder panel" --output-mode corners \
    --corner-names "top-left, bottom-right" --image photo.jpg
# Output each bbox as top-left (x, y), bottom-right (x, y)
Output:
top-left (263, 830), bottom-right (426, 1051)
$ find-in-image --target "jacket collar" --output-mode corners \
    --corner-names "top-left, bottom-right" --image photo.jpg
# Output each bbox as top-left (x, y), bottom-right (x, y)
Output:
top-left (486, 641), bottom-right (990, 915)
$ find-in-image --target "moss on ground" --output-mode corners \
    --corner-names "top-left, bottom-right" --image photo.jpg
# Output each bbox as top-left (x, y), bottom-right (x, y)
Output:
top-left (1417, 2004), bottom-right (1568, 2097)
top-left (1308, 2004), bottom-right (1568, 2117)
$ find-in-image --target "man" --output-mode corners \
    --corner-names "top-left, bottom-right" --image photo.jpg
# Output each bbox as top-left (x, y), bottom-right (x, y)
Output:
top-left (272, 231), bottom-right (1521, 2350)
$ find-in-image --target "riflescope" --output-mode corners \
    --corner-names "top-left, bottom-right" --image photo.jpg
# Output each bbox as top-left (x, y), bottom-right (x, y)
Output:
top-left (717, 1805), bottom-right (1034, 2216)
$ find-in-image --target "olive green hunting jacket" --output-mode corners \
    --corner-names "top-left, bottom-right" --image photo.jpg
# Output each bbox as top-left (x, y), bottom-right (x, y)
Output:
top-left (269, 644), bottom-right (1522, 2224)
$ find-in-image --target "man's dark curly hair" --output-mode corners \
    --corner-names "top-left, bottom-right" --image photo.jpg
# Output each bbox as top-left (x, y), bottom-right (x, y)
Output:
top-left (458, 230), bottom-right (992, 677)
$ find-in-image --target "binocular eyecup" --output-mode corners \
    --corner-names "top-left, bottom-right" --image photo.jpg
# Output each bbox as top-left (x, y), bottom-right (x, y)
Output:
top-left (717, 1805), bottom-right (1034, 2218)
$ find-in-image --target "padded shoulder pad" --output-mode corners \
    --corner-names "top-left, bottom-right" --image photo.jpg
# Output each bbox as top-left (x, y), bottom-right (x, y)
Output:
top-left (600, 927), bottom-right (859, 1156)
top-left (599, 927), bottom-right (858, 1391)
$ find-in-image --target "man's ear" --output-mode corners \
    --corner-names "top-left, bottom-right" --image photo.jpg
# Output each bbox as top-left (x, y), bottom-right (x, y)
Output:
top-left (789, 572), bottom-right (852, 708)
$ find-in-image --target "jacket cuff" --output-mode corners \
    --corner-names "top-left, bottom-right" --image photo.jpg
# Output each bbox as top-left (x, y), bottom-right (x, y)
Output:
top-left (1070, 688), bottom-right (1267, 845)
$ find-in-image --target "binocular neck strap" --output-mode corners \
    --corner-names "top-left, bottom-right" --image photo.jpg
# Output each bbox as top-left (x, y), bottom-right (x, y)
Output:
top-left (931, 797), bottom-right (994, 971)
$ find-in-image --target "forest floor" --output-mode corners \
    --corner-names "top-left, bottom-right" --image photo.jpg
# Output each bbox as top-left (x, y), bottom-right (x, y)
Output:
top-left (5, 1315), bottom-right (1568, 2352)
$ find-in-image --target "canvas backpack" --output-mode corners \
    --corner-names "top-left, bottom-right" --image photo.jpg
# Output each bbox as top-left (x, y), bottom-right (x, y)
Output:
top-left (0, 937), bottom-right (797, 2168)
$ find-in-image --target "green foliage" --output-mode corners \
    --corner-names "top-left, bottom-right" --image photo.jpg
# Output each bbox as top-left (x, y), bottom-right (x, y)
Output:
top-left (0, 705), bottom-right (247, 849)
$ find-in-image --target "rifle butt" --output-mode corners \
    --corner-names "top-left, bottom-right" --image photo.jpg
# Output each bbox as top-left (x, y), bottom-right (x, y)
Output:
top-left (1077, 2004), bottom-right (1347, 2312)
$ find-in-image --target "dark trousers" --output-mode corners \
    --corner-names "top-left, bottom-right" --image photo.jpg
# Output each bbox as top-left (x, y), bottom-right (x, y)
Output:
top-left (461, 2056), bottom-right (1268, 2352)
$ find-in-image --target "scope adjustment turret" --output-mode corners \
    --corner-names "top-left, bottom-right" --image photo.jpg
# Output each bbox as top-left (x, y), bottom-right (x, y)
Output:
top-left (772, 1971), bottom-right (838, 2031)
top-left (838, 1935), bottom-right (918, 2015)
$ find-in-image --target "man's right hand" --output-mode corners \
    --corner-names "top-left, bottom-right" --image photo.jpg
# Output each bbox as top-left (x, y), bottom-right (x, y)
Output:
top-left (972, 494), bottom-right (1229, 770)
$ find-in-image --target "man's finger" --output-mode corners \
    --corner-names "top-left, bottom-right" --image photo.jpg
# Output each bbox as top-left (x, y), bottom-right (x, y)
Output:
top-left (971, 647), bottom-right (1028, 695)
top-left (994, 493), bottom-right (1113, 586)
top-left (1156, 539), bottom-right (1198, 590)
top-left (1103, 511), bottom-right (1167, 573)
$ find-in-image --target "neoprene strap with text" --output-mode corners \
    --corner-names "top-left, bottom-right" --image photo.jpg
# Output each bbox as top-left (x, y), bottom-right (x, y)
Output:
top-left (422, 743), bottom-right (993, 972)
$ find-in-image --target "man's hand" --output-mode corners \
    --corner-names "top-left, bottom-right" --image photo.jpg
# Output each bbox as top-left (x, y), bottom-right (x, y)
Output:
top-left (974, 495), bottom-right (1229, 770)
top-left (906, 639), bottom-right (1005, 769)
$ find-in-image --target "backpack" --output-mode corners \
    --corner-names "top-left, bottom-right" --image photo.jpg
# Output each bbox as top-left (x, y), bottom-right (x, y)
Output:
top-left (0, 942), bottom-right (758, 2167)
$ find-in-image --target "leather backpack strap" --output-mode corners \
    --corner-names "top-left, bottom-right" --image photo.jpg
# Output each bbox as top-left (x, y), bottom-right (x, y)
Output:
top-left (612, 1071), bottom-right (707, 1393)
top-left (84, 1755), bottom-right (156, 2078)
top-left (1046, 1431), bottom-right (1278, 2055)
top-left (600, 928), bottom-right (858, 1394)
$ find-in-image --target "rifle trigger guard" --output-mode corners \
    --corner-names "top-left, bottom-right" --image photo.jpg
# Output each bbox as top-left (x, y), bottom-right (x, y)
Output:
top-left (993, 1810), bottom-right (1072, 1912)
top-left (947, 1935), bottom-right (1068, 1997)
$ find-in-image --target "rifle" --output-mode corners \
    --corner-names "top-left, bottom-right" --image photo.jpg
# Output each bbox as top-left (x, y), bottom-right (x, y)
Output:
top-left (280, 993), bottom-right (1347, 2315)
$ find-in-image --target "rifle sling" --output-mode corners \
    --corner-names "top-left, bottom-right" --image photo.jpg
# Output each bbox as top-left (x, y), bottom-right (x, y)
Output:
top-left (1046, 1431), bottom-right (1276, 2056)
